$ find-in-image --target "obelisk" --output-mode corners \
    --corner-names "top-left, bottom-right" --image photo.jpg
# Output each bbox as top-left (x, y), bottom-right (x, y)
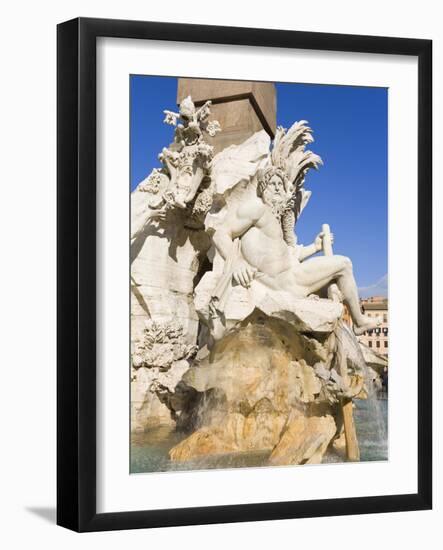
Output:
top-left (177, 78), bottom-right (276, 154)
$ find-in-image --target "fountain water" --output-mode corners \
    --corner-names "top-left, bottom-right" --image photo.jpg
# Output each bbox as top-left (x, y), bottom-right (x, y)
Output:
top-left (335, 321), bottom-right (388, 461)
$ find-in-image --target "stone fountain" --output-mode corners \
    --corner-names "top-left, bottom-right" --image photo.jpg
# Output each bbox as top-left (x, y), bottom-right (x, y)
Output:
top-left (130, 86), bottom-right (386, 467)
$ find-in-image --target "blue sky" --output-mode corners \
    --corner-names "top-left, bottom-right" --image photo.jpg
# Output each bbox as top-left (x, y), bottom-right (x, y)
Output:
top-left (130, 76), bottom-right (387, 291)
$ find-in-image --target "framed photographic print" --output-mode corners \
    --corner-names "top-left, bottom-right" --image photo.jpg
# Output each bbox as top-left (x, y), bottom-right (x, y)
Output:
top-left (57, 17), bottom-right (432, 532)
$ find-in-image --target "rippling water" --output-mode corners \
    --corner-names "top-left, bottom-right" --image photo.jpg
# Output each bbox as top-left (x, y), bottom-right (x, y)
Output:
top-left (130, 398), bottom-right (388, 474)
top-left (354, 397), bottom-right (388, 461)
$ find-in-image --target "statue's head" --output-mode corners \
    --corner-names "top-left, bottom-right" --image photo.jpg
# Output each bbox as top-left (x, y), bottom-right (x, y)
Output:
top-left (257, 167), bottom-right (290, 214)
top-left (179, 96), bottom-right (196, 122)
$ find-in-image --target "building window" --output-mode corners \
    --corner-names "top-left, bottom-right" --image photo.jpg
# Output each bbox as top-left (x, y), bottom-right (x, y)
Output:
top-left (383, 314), bottom-right (387, 322)
top-left (369, 341), bottom-right (372, 348)
top-left (384, 341), bottom-right (388, 348)
top-left (376, 341), bottom-right (380, 348)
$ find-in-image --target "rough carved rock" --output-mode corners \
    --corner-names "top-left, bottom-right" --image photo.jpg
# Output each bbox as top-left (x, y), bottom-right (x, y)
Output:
top-left (269, 414), bottom-right (336, 465)
top-left (131, 360), bottom-right (190, 431)
top-left (195, 275), bottom-right (343, 339)
top-left (131, 320), bottom-right (197, 432)
top-left (168, 311), bottom-right (342, 463)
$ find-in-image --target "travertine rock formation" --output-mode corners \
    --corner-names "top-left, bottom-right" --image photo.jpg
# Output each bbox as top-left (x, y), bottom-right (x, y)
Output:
top-left (168, 310), bottom-right (364, 464)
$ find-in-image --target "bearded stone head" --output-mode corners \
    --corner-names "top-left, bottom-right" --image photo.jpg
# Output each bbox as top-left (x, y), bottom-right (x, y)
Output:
top-left (257, 167), bottom-right (290, 218)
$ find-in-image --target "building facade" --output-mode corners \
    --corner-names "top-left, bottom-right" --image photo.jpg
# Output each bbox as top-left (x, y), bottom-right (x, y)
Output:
top-left (358, 296), bottom-right (389, 356)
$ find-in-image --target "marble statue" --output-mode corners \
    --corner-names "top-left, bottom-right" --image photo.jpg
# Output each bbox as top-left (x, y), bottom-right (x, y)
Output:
top-left (161, 96), bottom-right (220, 210)
top-left (131, 96), bottom-right (221, 244)
top-left (130, 97), bottom-right (386, 466)
top-left (210, 163), bottom-right (381, 336)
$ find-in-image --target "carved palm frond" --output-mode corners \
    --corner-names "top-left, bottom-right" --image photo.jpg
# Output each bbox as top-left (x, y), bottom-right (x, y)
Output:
top-left (293, 188), bottom-right (312, 223)
top-left (270, 121), bottom-right (323, 191)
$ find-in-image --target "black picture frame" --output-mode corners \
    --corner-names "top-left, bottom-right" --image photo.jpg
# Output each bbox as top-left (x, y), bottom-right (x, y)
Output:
top-left (57, 17), bottom-right (432, 532)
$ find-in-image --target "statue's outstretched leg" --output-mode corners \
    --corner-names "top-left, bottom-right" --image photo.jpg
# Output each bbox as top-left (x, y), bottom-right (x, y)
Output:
top-left (294, 255), bottom-right (382, 334)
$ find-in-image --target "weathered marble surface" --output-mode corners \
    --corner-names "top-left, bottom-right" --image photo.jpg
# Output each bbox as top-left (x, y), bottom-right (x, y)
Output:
top-left (131, 319), bottom-right (198, 431)
top-left (131, 209), bottom-right (210, 346)
top-left (130, 97), bottom-right (219, 430)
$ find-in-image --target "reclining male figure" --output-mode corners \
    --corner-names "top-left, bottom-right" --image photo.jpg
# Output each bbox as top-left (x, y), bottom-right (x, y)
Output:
top-left (212, 170), bottom-right (382, 336)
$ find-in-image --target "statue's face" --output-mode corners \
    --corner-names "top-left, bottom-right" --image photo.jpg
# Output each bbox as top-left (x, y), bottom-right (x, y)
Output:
top-left (262, 174), bottom-right (286, 206)
top-left (269, 174), bottom-right (285, 193)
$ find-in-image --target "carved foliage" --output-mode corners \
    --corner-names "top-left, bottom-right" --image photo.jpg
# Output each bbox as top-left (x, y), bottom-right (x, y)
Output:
top-left (132, 319), bottom-right (198, 371)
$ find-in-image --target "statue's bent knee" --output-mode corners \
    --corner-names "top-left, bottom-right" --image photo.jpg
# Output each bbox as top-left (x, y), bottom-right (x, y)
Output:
top-left (336, 255), bottom-right (352, 270)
